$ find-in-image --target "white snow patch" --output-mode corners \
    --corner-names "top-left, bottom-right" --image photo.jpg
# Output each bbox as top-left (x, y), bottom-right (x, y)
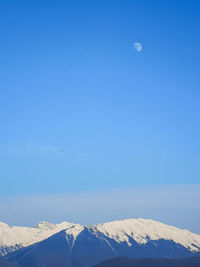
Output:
top-left (65, 225), bottom-right (84, 249)
top-left (94, 218), bottom-right (200, 252)
top-left (0, 221), bottom-right (76, 255)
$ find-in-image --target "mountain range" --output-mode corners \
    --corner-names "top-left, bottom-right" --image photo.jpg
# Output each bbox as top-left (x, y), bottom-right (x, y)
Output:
top-left (1, 218), bottom-right (200, 267)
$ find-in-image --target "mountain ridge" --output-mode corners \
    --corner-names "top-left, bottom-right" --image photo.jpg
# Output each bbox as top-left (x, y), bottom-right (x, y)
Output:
top-left (2, 218), bottom-right (200, 267)
top-left (0, 220), bottom-right (77, 255)
top-left (1, 218), bottom-right (200, 256)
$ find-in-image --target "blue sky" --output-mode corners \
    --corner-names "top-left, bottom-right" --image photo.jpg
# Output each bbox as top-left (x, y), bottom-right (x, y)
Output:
top-left (0, 0), bottom-right (200, 229)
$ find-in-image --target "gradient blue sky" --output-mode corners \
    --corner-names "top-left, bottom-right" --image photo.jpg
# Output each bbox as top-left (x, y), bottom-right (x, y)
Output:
top-left (0, 0), bottom-right (200, 229)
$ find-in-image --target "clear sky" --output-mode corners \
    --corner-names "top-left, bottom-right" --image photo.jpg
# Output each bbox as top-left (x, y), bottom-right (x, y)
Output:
top-left (0, 0), bottom-right (200, 230)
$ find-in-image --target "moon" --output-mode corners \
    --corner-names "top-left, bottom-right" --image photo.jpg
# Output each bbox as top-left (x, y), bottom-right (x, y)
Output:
top-left (134, 42), bottom-right (142, 52)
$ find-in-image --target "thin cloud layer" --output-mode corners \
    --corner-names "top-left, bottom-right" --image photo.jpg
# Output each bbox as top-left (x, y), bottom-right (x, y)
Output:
top-left (0, 184), bottom-right (199, 234)
top-left (7, 141), bottom-right (61, 157)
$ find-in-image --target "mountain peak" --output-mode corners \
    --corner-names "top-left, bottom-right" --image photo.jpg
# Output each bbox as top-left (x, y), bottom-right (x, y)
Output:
top-left (34, 221), bottom-right (77, 229)
top-left (34, 221), bottom-right (55, 229)
top-left (1, 218), bottom-right (200, 258)
top-left (94, 218), bottom-right (200, 252)
top-left (5, 218), bottom-right (200, 267)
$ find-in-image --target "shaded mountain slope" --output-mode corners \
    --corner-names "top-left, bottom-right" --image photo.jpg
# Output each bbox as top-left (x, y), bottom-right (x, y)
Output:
top-left (0, 257), bottom-right (20, 267)
top-left (6, 219), bottom-right (200, 267)
top-left (92, 256), bottom-right (200, 267)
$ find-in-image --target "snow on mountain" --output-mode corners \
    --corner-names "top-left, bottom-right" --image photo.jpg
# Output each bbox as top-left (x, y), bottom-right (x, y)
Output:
top-left (0, 220), bottom-right (76, 255)
top-left (92, 218), bottom-right (200, 252)
top-left (64, 218), bottom-right (200, 253)
top-left (1, 218), bottom-right (200, 258)
top-left (65, 224), bottom-right (84, 249)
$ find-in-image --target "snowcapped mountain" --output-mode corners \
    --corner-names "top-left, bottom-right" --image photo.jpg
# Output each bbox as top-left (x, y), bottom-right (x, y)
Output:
top-left (2, 218), bottom-right (200, 267)
top-left (93, 218), bottom-right (200, 252)
top-left (0, 221), bottom-right (76, 255)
